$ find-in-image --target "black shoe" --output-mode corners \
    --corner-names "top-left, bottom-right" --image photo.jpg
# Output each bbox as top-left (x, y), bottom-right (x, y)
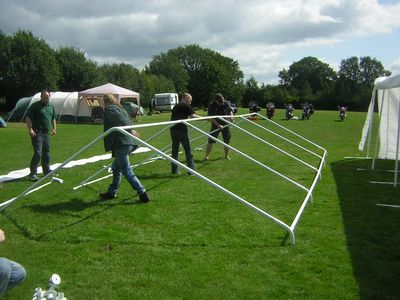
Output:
top-left (139, 192), bottom-right (150, 203)
top-left (99, 191), bottom-right (116, 200)
top-left (30, 174), bottom-right (39, 182)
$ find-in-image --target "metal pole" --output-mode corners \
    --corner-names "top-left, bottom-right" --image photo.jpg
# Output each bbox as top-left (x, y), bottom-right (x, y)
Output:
top-left (372, 90), bottom-right (385, 170)
top-left (394, 96), bottom-right (400, 187)
top-left (231, 119), bottom-right (319, 171)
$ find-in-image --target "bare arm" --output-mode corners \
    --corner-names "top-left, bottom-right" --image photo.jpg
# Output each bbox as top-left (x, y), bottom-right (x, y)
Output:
top-left (51, 119), bottom-right (57, 135)
top-left (0, 229), bottom-right (5, 243)
top-left (26, 117), bottom-right (36, 137)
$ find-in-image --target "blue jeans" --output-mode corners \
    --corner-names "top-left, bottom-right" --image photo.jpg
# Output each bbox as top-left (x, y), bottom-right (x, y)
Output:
top-left (170, 130), bottom-right (195, 174)
top-left (30, 130), bottom-right (51, 175)
top-left (108, 145), bottom-right (146, 196)
top-left (0, 258), bottom-right (26, 296)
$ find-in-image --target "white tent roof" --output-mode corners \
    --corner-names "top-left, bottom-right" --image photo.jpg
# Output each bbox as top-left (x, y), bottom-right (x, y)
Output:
top-left (78, 83), bottom-right (140, 101)
top-left (375, 72), bottom-right (400, 90)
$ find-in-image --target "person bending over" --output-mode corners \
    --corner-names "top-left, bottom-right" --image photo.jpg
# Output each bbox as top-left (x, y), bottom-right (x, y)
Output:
top-left (99, 93), bottom-right (150, 203)
top-left (204, 93), bottom-right (234, 160)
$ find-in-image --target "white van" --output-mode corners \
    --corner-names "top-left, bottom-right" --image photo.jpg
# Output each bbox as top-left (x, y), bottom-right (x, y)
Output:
top-left (154, 93), bottom-right (179, 112)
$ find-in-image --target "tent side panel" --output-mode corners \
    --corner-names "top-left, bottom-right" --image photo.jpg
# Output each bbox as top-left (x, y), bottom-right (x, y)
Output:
top-left (378, 87), bottom-right (400, 160)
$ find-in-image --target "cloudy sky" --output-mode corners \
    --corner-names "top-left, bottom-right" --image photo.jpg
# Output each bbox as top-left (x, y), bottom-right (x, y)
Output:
top-left (1, 0), bottom-right (400, 84)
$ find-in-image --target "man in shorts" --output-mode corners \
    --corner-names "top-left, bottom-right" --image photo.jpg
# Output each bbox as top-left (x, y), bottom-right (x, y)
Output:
top-left (204, 93), bottom-right (234, 160)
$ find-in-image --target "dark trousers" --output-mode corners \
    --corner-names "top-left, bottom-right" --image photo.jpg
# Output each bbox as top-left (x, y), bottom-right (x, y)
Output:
top-left (170, 129), bottom-right (195, 174)
top-left (30, 130), bottom-right (51, 175)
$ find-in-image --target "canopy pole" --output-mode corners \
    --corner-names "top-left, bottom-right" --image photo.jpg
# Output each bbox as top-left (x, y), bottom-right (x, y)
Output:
top-left (366, 89), bottom-right (377, 158)
top-left (372, 89), bottom-right (385, 170)
top-left (394, 97), bottom-right (400, 187)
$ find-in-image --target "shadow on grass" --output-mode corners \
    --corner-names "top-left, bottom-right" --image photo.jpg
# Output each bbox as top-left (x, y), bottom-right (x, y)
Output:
top-left (2, 196), bottom-right (137, 241)
top-left (331, 158), bottom-right (400, 299)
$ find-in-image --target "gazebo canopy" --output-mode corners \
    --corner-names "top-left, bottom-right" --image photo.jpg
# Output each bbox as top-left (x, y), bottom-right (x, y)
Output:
top-left (78, 83), bottom-right (140, 103)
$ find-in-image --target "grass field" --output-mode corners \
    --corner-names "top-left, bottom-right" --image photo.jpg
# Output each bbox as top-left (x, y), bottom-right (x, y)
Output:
top-left (1, 108), bottom-right (399, 299)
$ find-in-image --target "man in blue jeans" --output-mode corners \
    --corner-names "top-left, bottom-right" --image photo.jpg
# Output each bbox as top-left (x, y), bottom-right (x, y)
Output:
top-left (170, 93), bottom-right (200, 174)
top-left (99, 93), bottom-right (150, 203)
top-left (26, 90), bottom-right (57, 181)
top-left (0, 229), bottom-right (26, 296)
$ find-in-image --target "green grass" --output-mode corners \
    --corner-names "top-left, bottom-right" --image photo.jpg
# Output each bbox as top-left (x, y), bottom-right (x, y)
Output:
top-left (1, 108), bottom-right (399, 299)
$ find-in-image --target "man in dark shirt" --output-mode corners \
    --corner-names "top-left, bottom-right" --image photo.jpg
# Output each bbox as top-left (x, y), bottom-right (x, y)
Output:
top-left (26, 90), bottom-right (56, 181)
top-left (170, 93), bottom-right (200, 174)
top-left (204, 93), bottom-right (233, 160)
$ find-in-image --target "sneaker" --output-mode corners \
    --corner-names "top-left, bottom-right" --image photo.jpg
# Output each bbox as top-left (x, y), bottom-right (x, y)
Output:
top-left (204, 157), bottom-right (209, 161)
top-left (99, 191), bottom-right (116, 200)
top-left (225, 156), bottom-right (231, 160)
top-left (139, 192), bottom-right (150, 203)
top-left (30, 174), bottom-right (39, 182)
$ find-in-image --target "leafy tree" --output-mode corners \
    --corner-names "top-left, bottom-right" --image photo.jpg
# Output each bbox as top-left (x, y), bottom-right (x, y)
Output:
top-left (263, 84), bottom-right (288, 108)
top-left (135, 72), bottom-right (175, 109)
top-left (99, 63), bottom-right (141, 89)
top-left (336, 56), bottom-right (391, 110)
top-left (279, 56), bottom-right (337, 94)
top-left (359, 56), bottom-right (391, 86)
top-left (55, 46), bottom-right (100, 91)
top-left (0, 31), bottom-right (11, 111)
top-left (147, 44), bottom-right (244, 107)
top-left (1, 30), bottom-right (60, 110)
top-left (146, 53), bottom-right (189, 93)
top-left (242, 76), bottom-right (263, 107)
top-left (338, 57), bottom-right (360, 84)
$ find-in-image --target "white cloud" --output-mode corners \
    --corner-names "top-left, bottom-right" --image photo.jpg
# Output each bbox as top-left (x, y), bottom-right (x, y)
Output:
top-left (390, 58), bottom-right (400, 75)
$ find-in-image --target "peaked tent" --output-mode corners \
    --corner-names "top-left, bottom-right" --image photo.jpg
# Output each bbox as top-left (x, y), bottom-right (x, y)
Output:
top-left (359, 72), bottom-right (400, 186)
top-left (77, 83), bottom-right (141, 123)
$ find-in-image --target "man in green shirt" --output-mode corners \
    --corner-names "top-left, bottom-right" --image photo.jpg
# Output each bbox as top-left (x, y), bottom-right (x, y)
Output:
top-left (26, 90), bottom-right (56, 181)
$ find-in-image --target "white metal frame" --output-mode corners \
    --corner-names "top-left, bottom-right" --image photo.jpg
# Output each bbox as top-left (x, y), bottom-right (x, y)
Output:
top-left (1, 113), bottom-right (327, 244)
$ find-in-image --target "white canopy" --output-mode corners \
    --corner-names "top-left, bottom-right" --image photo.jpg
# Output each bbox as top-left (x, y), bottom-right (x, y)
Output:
top-left (359, 72), bottom-right (400, 186)
top-left (78, 83), bottom-right (140, 102)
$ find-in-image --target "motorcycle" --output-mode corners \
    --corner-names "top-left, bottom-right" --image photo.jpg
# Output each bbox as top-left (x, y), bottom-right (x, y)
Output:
top-left (266, 102), bottom-right (275, 119)
top-left (339, 111), bottom-right (346, 121)
top-left (302, 104), bottom-right (311, 120)
top-left (338, 106), bottom-right (347, 122)
top-left (249, 101), bottom-right (261, 114)
top-left (285, 104), bottom-right (294, 120)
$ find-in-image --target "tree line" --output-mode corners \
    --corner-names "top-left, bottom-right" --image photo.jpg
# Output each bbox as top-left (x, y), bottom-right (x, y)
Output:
top-left (0, 30), bottom-right (391, 112)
